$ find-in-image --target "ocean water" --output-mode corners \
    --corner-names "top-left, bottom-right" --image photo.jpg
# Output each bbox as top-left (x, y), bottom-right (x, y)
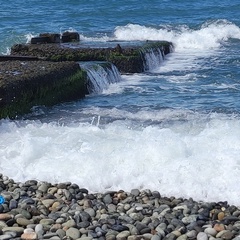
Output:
top-left (1, 1), bottom-right (240, 205)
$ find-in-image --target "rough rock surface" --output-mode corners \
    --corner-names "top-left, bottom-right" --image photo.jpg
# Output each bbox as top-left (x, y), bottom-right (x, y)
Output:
top-left (0, 60), bottom-right (87, 118)
top-left (10, 41), bottom-right (172, 73)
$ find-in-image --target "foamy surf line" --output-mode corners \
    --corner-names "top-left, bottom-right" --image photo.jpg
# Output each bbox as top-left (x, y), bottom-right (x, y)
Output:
top-left (1, 113), bottom-right (240, 206)
top-left (113, 20), bottom-right (240, 51)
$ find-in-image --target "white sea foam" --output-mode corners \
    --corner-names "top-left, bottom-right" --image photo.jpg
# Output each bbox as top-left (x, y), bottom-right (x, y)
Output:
top-left (101, 74), bottom-right (149, 95)
top-left (113, 20), bottom-right (240, 52)
top-left (79, 20), bottom-right (240, 76)
top-left (1, 113), bottom-right (240, 205)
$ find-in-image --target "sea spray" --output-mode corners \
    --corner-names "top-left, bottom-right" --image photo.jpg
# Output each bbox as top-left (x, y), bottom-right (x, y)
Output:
top-left (1, 112), bottom-right (240, 205)
top-left (113, 20), bottom-right (240, 51)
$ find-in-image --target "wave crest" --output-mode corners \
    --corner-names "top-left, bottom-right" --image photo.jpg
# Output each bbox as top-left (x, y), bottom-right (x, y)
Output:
top-left (113, 20), bottom-right (240, 51)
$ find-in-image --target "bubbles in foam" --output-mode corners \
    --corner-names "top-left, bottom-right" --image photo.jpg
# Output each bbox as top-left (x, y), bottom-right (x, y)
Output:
top-left (113, 20), bottom-right (240, 52)
top-left (1, 113), bottom-right (240, 205)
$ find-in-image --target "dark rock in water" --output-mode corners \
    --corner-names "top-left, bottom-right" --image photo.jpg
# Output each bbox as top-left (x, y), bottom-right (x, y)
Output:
top-left (10, 41), bottom-right (172, 74)
top-left (0, 60), bottom-right (87, 119)
top-left (40, 33), bottom-right (61, 43)
top-left (62, 31), bottom-right (80, 42)
top-left (31, 36), bottom-right (50, 44)
top-left (31, 32), bottom-right (74, 44)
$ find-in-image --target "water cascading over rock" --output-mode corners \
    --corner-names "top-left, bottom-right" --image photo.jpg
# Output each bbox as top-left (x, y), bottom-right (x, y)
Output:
top-left (80, 61), bottom-right (122, 94)
top-left (142, 48), bottom-right (164, 71)
top-left (140, 42), bottom-right (173, 71)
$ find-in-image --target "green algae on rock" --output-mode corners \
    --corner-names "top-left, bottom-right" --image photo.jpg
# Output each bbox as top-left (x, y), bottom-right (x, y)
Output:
top-left (0, 39), bottom-right (173, 119)
top-left (11, 41), bottom-right (173, 73)
top-left (0, 61), bottom-right (87, 119)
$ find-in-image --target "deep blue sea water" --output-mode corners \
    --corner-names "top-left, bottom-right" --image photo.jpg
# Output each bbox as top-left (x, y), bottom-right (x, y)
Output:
top-left (1, 0), bottom-right (240, 205)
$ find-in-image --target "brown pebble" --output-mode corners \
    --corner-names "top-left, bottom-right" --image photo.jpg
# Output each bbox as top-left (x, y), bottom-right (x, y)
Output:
top-left (63, 226), bottom-right (69, 231)
top-left (41, 199), bottom-right (55, 208)
top-left (21, 232), bottom-right (38, 240)
top-left (221, 231), bottom-right (234, 240)
top-left (117, 191), bottom-right (127, 200)
top-left (218, 211), bottom-right (225, 221)
top-left (52, 201), bottom-right (61, 208)
top-left (214, 223), bottom-right (225, 232)
top-left (50, 201), bottom-right (61, 211)
top-left (50, 223), bottom-right (62, 231)
top-left (0, 213), bottom-right (12, 221)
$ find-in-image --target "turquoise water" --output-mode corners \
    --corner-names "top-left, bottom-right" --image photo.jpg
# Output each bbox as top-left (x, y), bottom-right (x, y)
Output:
top-left (1, 1), bottom-right (240, 204)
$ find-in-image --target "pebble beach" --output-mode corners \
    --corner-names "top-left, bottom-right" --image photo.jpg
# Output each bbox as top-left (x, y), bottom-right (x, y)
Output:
top-left (0, 174), bottom-right (240, 240)
top-left (1, 1), bottom-right (240, 239)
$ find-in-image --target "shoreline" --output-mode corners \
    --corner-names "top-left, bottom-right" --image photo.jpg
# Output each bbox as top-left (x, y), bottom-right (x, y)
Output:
top-left (0, 174), bottom-right (240, 240)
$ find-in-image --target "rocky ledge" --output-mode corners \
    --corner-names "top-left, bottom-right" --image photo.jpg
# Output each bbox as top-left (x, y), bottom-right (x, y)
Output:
top-left (0, 60), bottom-right (87, 119)
top-left (0, 38), bottom-right (172, 119)
top-left (0, 174), bottom-right (240, 240)
top-left (10, 41), bottom-right (172, 74)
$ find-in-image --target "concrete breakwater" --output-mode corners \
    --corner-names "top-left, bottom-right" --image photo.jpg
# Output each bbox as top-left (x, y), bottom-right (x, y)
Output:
top-left (0, 32), bottom-right (172, 119)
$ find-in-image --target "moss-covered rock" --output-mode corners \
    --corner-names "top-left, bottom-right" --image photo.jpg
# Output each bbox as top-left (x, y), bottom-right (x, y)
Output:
top-left (11, 41), bottom-right (173, 74)
top-left (1, 40), bottom-right (173, 119)
top-left (0, 61), bottom-right (87, 119)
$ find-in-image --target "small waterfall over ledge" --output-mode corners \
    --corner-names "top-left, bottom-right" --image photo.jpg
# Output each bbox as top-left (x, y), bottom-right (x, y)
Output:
top-left (142, 48), bottom-right (164, 71)
top-left (80, 61), bottom-right (122, 94)
top-left (79, 42), bottom-right (173, 94)
top-left (141, 42), bottom-right (173, 71)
